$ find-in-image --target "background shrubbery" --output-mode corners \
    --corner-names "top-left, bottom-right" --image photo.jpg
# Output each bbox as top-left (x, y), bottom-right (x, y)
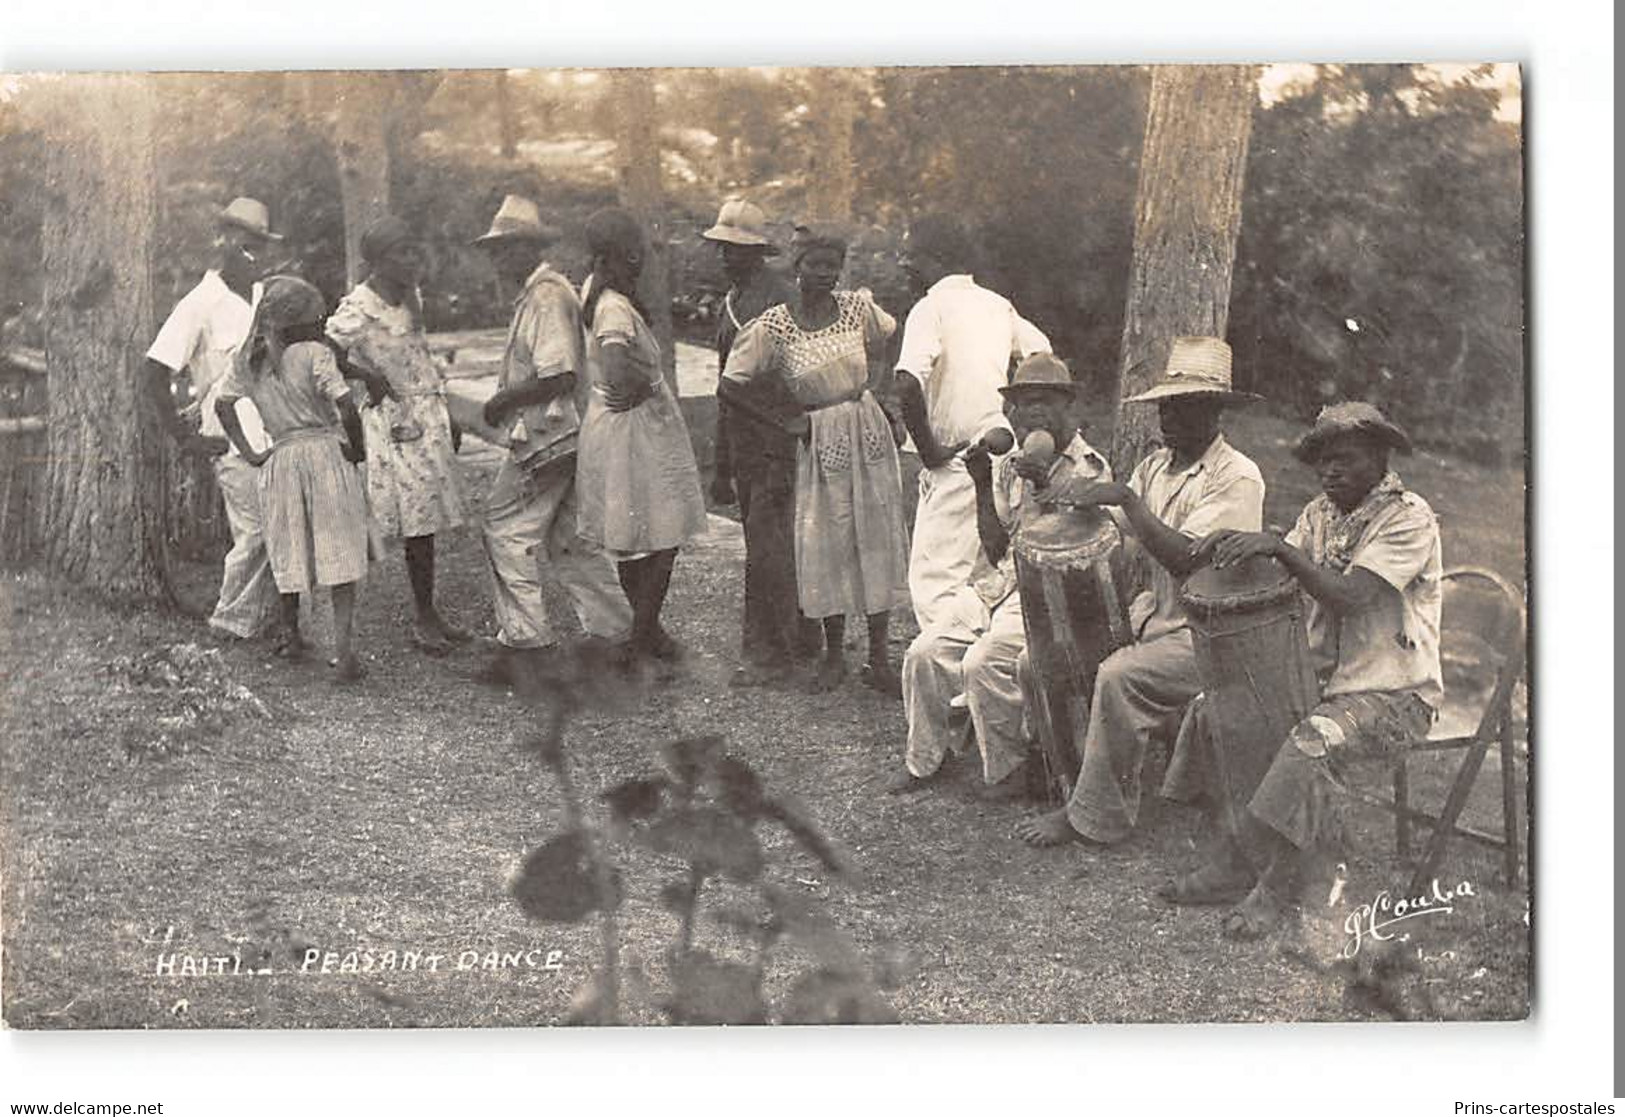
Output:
top-left (0, 64), bottom-right (1523, 461)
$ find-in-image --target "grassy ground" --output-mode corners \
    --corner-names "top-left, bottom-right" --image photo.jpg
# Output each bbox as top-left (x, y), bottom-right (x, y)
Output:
top-left (0, 408), bottom-right (1528, 1028)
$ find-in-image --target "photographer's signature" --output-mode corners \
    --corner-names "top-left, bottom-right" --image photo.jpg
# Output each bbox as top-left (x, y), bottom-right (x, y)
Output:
top-left (1341, 878), bottom-right (1476, 958)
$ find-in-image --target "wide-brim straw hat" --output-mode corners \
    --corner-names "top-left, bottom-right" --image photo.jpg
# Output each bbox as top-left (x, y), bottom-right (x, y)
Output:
top-left (218, 197), bottom-right (282, 242)
top-left (1294, 401), bottom-right (1413, 462)
top-left (702, 198), bottom-right (778, 252)
top-left (1124, 336), bottom-right (1260, 404)
top-left (999, 352), bottom-right (1077, 396)
top-left (474, 194), bottom-right (563, 245)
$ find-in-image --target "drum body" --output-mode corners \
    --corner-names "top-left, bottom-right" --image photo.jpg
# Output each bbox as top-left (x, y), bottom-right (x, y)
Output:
top-left (1013, 507), bottom-right (1131, 800)
top-left (1180, 555), bottom-right (1321, 830)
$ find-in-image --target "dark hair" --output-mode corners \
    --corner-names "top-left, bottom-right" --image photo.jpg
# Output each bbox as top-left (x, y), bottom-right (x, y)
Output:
top-left (582, 207), bottom-right (648, 325)
top-left (906, 214), bottom-right (977, 272)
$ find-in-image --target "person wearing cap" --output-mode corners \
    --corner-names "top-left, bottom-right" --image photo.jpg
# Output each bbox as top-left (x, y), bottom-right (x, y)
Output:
top-left (891, 214), bottom-right (1053, 634)
top-left (894, 353), bottom-right (1110, 798)
top-left (1016, 336), bottom-right (1264, 848)
top-left (472, 195), bottom-right (632, 684)
top-left (326, 214), bottom-right (471, 656)
top-left (213, 275), bottom-right (371, 683)
top-left (699, 199), bottom-right (814, 687)
top-left (720, 224), bottom-right (908, 694)
top-left (144, 197), bottom-right (283, 641)
top-left (1163, 401), bottom-right (1442, 939)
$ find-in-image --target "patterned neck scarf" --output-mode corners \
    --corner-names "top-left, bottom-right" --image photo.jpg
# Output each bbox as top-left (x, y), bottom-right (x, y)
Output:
top-left (1318, 471), bottom-right (1407, 571)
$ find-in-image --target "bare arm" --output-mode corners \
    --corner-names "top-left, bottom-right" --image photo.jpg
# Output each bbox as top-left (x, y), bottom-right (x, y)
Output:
top-left (214, 395), bottom-right (268, 466)
top-left (484, 372), bottom-right (577, 428)
top-left (894, 371), bottom-right (963, 468)
top-left (1196, 531), bottom-right (1386, 616)
top-left (966, 446), bottom-right (1009, 566)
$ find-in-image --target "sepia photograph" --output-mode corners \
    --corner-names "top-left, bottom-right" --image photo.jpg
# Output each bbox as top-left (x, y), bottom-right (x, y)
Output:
top-left (0, 58), bottom-right (1537, 1037)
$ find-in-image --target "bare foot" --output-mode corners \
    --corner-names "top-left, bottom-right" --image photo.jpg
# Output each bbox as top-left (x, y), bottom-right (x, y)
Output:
top-left (1014, 809), bottom-right (1078, 847)
top-left (1157, 859), bottom-right (1256, 906)
top-left (811, 652), bottom-right (846, 693)
top-left (272, 632), bottom-right (310, 661)
top-left (861, 661), bottom-right (901, 699)
top-left (1222, 882), bottom-right (1293, 941)
top-left (332, 655), bottom-right (368, 685)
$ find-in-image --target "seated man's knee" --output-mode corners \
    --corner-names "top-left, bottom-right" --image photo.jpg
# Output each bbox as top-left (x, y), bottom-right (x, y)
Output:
top-left (1287, 714), bottom-right (1347, 760)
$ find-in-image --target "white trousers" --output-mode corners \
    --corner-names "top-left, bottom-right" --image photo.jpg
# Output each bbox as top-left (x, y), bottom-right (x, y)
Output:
top-left (209, 454), bottom-right (278, 639)
top-left (903, 583), bottom-right (1029, 784)
top-left (482, 458), bottom-right (632, 649)
top-left (908, 461), bottom-right (981, 633)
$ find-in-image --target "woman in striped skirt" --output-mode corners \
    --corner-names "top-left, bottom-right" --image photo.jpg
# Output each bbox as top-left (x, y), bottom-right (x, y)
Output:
top-left (215, 275), bottom-right (372, 683)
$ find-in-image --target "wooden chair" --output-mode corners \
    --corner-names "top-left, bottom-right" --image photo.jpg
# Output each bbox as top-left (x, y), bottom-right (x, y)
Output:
top-left (1367, 567), bottom-right (1527, 894)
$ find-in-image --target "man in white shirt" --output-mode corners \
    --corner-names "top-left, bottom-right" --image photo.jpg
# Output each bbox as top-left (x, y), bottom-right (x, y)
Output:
top-left (144, 197), bottom-right (279, 639)
top-left (892, 215), bottom-right (1052, 633)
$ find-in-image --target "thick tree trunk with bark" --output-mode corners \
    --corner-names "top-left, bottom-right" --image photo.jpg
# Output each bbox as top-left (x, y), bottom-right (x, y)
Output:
top-left (805, 68), bottom-right (856, 223)
top-left (1107, 65), bottom-right (1257, 479)
top-left (39, 74), bottom-right (169, 596)
top-left (611, 68), bottom-right (676, 390)
top-left (332, 73), bottom-right (394, 290)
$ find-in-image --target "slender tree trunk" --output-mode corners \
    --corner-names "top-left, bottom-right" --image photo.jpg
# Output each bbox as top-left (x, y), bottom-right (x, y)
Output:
top-left (39, 74), bottom-right (169, 596)
top-left (332, 73), bottom-right (394, 290)
top-left (805, 68), bottom-right (856, 223)
top-left (1107, 65), bottom-right (1257, 479)
top-left (496, 70), bottom-right (519, 158)
top-left (611, 68), bottom-right (676, 390)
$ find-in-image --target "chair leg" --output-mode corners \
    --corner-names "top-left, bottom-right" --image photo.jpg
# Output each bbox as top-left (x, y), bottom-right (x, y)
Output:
top-left (1499, 707), bottom-right (1521, 886)
top-left (1410, 734), bottom-right (1494, 897)
top-left (1393, 756), bottom-right (1411, 861)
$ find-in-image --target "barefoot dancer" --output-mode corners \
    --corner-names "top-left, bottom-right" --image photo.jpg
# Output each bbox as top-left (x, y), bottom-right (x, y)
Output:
top-left (1167, 403), bottom-right (1441, 940)
top-left (1014, 338), bottom-right (1264, 848)
top-left (215, 276), bottom-right (371, 683)
top-left (325, 216), bottom-right (470, 655)
top-left (574, 208), bottom-right (708, 666)
top-left (719, 226), bottom-right (909, 695)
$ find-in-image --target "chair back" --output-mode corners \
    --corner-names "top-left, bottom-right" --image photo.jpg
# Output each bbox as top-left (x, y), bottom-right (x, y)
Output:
top-left (1434, 567), bottom-right (1527, 745)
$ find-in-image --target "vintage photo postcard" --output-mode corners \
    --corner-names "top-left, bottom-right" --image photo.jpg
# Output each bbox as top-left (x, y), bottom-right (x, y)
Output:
top-left (0, 62), bottom-right (1527, 1029)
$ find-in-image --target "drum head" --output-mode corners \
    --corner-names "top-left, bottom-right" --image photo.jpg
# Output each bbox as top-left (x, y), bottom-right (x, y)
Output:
top-left (1014, 506), bottom-right (1120, 565)
top-left (1181, 553), bottom-right (1299, 616)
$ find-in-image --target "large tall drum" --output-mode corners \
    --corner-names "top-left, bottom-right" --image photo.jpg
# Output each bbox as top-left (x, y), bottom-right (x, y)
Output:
top-left (1180, 555), bottom-right (1320, 832)
top-left (1014, 507), bottom-right (1131, 800)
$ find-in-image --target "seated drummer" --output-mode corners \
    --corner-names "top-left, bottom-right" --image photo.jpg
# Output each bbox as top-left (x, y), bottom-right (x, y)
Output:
top-left (893, 354), bottom-right (1110, 799)
top-left (1166, 401), bottom-right (1442, 940)
top-left (1016, 336), bottom-right (1264, 847)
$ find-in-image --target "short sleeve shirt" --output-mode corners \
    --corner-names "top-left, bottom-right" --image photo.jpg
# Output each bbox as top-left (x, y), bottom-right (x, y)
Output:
top-left (146, 271), bottom-right (268, 454)
top-left (501, 265), bottom-right (586, 463)
top-left (1126, 434), bottom-right (1265, 642)
top-left (1285, 481), bottom-right (1443, 706)
top-left (894, 274), bottom-right (1051, 449)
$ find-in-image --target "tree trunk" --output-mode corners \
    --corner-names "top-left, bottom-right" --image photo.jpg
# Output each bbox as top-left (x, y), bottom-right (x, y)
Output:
top-left (332, 73), bottom-right (394, 291)
top-left (39, 74), bottom-right (169, 596)
top-left (1107, 65), bottom-right (1257, 479)
top-left (611, 68), bottom-right (676, 390)
top-left (805, 68), bottom-right (856, 223)
top-left (496, 70), bottom-right (519, 158)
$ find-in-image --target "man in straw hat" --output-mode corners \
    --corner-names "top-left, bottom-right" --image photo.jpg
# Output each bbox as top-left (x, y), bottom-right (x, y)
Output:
top-left (1162, 401), bottom-right (1441, 939)
top-left (473, 195), bottom-right (632, 684)
top-left (892, 213), bottom-right (1052, 634)
top-left (144, 196), bottom-right (284, 641)
top-left (699, 198), bottom-right (813, 686)
top-left (894, 353), bottom-right (1110, 799)
top-left (1016, 336), bottom-right (1265, 848)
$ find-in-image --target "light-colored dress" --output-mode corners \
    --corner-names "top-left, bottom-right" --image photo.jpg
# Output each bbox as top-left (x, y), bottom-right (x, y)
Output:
top-left (217, 341), bottom-right (369, 594)
top-left (723, 290), bottom-right (908, 619)
top-left (325, 283), bottom-right (467, 540)
top-left (575, 287), bottom-right (707, 557)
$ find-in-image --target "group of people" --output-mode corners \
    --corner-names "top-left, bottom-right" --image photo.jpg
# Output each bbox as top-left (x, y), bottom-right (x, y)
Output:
top-left (149, 193), bottom-right (1444, 942)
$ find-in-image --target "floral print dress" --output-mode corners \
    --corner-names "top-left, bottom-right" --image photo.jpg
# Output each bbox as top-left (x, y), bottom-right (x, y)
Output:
top-left (325, 283), bottom-right (467, 540)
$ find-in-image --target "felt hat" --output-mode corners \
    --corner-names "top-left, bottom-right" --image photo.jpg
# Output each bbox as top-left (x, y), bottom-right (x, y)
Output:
top-left (473, 194), bottom-right (562, 246)
top-left (1000, 352), bottom-right (1076, 396)
top-left (702, 198), bottom-right (778, 251)
top-left (1124, 337), bottom-right (1260, 404)
top-left (1294, 401), bottom-right (1413, 462)
top-left (218, 197), bottom-right (282, 241)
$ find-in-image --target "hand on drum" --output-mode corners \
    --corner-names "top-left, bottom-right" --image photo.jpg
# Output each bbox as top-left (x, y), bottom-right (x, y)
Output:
top-left (1193, 529), bottom-right (1282, 569)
